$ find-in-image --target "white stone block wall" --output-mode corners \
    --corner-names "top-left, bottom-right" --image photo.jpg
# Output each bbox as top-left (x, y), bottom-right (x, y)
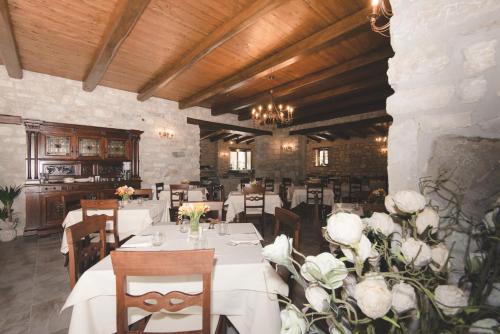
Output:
top-left (0, 69), bottom-right (253, 234)
top-left (387, 0), bottom-right (500, 192)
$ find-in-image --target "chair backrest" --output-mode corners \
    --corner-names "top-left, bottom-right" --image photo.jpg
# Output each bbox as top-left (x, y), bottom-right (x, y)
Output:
top-left (66, 215), bottom-right (107, 288)
top-left (264, 178), bottom-right (275, 192)
top-left (211, 184), bottom-right (224, 202)
top-left (242, 185), bottom-right (265, 216)
top-left (187, 201), bottom-right (224, 220)
top-left (111, 249), bottom-right (215, 334)
top-left (155, 182), bottom-right (164, 200)
top-left (240, 178), bottom-right (250, 190)
top-left (306, 182), bottom-right (324, 205)
top-left (189, 181), bottom-right (201, 187)
top-left (132, 188), bottom-right (152, 200)
top-left (81, 199), bottom-right (119, 247)
top-left (170, 184), bottom-right (189, 208)
top-left (281, 177), bottom-right (292, 187)
top-left (350, 176), bottom-right (362, 201)
top-left (274, 207), bottom-right (301, 251)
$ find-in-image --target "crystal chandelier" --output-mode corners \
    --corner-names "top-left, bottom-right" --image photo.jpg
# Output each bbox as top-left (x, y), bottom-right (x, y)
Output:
top-left (369, 0), bottom-right (392, 37)
top-left (251, 89), bottom-right (294, 127)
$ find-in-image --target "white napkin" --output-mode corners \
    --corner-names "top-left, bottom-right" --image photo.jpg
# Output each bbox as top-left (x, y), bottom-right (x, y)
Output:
top-left (229, 239), bottom-right (260, 245)
top-left (121, 236), bottom-right (153, 248)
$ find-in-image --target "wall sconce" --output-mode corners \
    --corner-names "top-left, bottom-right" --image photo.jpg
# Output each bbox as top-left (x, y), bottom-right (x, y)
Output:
top-left (380, 147), bottom-right (388, 154)
top-left (158, 128), bottom-right (174, 139)
top-left (282, 143), bottom-right (295, 152)
top-left (375, 136), bottom-right (387, 143)
top-left (219, 151), bottom-right (229, 158)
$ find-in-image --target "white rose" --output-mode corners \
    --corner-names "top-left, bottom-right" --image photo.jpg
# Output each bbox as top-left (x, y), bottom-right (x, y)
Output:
top-left (327, 212), bottom-right (363, 246)
top-left (469, 318), bottom-right (499, 334)
top-left (483, 208), bottom-right (498, 233)
top-left (354, 274), bottom-right (392, 319)
top-left (434, 285), bottom-right (468, 316)
top-left (390, 223), bottom-right (403, 256)
top-left (342, 274), bottom-right (357, 298)
top-left (280, 305), bottom-right (307, 334)
top-left (416, 207), bottom-right (440, 235)
top-left (330, 324), bottom-right (352, 334)
top-left (301, 252), bottom-right (348, 289)
top-left (430, 243), bottom-right (450, 272)
top-left (305, 285), bottom-right (330, 312)
top-left (486, 283), bottom-right (500, 307)
top-left (262, 234), bottom-right (292, 267)
top-left (391, 282), bottom-right (417, 314)
top-left (385, 194), bottom-right (398, 214)
top-left (341, 234), bottom-right (374, 264)
top-left (393, 190), bottom-right (426, 214)
top-left (367, 212), bottom-right (395, 236)
top-left (401, 238), bottom-right (432, 268)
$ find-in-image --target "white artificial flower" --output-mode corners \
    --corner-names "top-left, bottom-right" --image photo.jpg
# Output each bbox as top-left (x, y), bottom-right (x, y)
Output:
top-left (469, 318), bottom-right (499, 334)
top-left (416, 207), bottom-right (440, 235)
top-left (305, 284), bottom-right (330, 312)
top-left (482, 208), bottom-right (498, 233)
top-left (342, 274), bottom-right (357, 298)
top-left (354, 274), bottom-right (392, 319)
top-left (401, 237), bottom-right (432, 268)
top-left (391, 282), bottom-right (417, 314)
top-left (434, 285), bottom-right (468, 316)
top-left (486, 283), bottom-right (500, 307)
top-left (262, 234), bottom-right (293, 267)
top-left (301, 252), bottom-right (348, 289)
top-left (367, 212), bottom-right (395, 236)
top-left (327, 212), bottom-right (363, 246)
top-left (341, 234), bottom-right (374, 264)
top-left (385, 194), bottom-right (398, 214)
top-left (390, 223), bottom-right (403, 256)
top-left (393, 190), bottom-right (426, 214)
top-left (329, 324), bottom-right (352, 334)
top-left (430, 243), bottom-right (450, 272)
top-left (280, 305), bottom-right (307, 334)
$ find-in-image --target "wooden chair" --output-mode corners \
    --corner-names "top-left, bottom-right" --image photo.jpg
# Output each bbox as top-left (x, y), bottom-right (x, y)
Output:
top-left (169, 184), bottom-right (189, 222)
top-left (111, 249), bottom-right (220, 334)
top-left (81, 199), bottom-right (120, 250)
top-left (132, 189), bottom-right (153, 200)
top-left (264, 178), bottom-right (275, 192)
top-left (242, 185), bottom-right (266, 237)
top-left (306, 183), bottom-right (324, 238)
top-left (330, 176), bottom-right (342, 202)
top-left (155, 182), bottom-right (164, 200)
top-left (349, 176), bottom-right (362, 202)
top-left (281, 177), bottom-right (292, 187)
top-left (240, 178), bottom-right (250, 190)
top-left (189, 181), bottom-right (201, 187)
top-left (66, 215), bottom-right (107, 288)
top-left (211, 184), bottom-right (224, 202)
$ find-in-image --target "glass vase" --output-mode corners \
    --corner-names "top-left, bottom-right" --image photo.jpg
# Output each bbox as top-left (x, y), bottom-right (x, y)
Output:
top-left (188, 217), bottom-right (200, 240)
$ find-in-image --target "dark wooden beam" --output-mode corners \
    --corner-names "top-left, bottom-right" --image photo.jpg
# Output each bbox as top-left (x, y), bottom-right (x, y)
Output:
top-left (83, 0), bottom-right (151, 92)
top-left (209, 131), bottom-right (231, 142)
top-left (179, 8), bottom-right (371, 109)
top-left (246, 139), bottom-right (255, 145)
top-left (235, 136), bottom-right (254, 144)
top-left (212, 48), bottom-right (392, 115)
top-left (0, 114), bottom-right (21, 124)
top-left (307, 135), bottom-right (321, 143)
top-left (319, 132), bottom-right (336, 141)
top-left (289, 115), bottom-right (392, 136)
top-left (187, 117), bottom-right (272, 136)
top-left (137, 0), bottom-right (287, 101)
top-left (223, 134), bottom-right (240, 142)
top-left (201, 130), bottom-right (221, 140)
top-left (0, 0), bottom-right (22, 78)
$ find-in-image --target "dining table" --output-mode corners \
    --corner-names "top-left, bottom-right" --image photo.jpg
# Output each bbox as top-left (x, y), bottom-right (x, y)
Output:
top-left (61, 223), bottom-right (288, 334)
top-left (224, 191), bottom-right (283, 222)
top-left (60, 200), bottom-right (165, 254)
top-left (159, 187), bottom-right (207, 213)
top-left (288, 186), bottom-right (335, 208)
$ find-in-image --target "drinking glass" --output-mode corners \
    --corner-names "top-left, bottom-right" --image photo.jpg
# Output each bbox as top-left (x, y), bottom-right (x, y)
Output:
top-left (137, 197), bottom-right (143, 205)
top-left (218, 221), bottom-right (228, 236)
top-left (152, 231), bottom-right (163, 246)
top-left (180, 218), bottom-right (189, 233)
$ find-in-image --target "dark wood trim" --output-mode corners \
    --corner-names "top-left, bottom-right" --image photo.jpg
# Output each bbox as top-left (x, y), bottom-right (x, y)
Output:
top-left (83, 0), bottom-right (151, 91)
top-left (22, 119), bottom-right (143, 135)
top-left (208, 131), bottom-right (231, 142)
top-left (235, 136), bottom-right (254, 144)
top-left (137, 0), bottom-right (288, 101)
top-left (0, 0), bottom-right (22, 78)
top-left (200, 130), bottom-right (219, 140)
top-left (0, 114), bottom-right (22, 124)
top-left (289, 115), bottom-right (392, 136)
top-left (179, 8), bottom-right (370, 109)
top-left (186, 117), bottom-right (272, 136)
top-left (211, 48), bottom-right (392, 115)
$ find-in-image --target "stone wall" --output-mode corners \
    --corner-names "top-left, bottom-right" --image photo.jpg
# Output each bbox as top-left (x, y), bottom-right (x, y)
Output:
top-left (306, 135), bottom-right (387, 177)
top-left (199, 139), bottom-right (218, 168)
top-left (0, 69), bottom-right (253, 234)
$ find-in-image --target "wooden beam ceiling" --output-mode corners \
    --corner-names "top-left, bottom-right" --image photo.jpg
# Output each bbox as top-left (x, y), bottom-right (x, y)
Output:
top-left (0, 0), bottom-right (22, 78)
top-left (307, 135), bottom-right (321, 143)
top-left (223, 134), bottom-right (240, 142)
top-left (211, 48), bottom-right (392, 116)
top-left (137, 0), bottom-right (288, 101)
top-left (209, 131), bottom-right (231, 142)
top-left (200, 130), bottom-right (220, 140)
top-left (186, 117), bottom-right (272, 136)
top-left (179, 8), bottom-right (371, 110)
top-left (235, 135), bottom-right (254, 144)
top-left (82, 0), bottom-right (151, 92)
top-left (289, 115), bottom-right (392, 136)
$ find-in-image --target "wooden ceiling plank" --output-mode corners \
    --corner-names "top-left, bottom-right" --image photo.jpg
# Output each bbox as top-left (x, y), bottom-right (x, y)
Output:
top-left (319, 132), bottom-right (336, 141)
top-left (212, 48), bottom-right (392, 115)
top-left (137, 0), bottom-right (288, 101)
top-left (209, 131), bottom-right (231, 142)
top-left (179, 8), bottom-right (371, 109)
top-left (235, 136), bottom-right (254, 144)
top-left (186, 117), bottom-right (272, 136)
top-left (289, 115), bottom-right (392, 136)
top-left (0, 0), bottom-right (22, 78)
top-left (201, 129), bottom-right (223, 140)
top-left (223, 134), bottom-right (240, 142)
top-left (246, 139), bottom-right (255, 145)
top-left (83, 0), bottom-right (151, 92)
top-left (307, 135), bottom-right (321, 143)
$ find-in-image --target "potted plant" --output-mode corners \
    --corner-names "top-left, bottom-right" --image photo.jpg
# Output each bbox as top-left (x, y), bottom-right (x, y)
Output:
top-left (0, 185), bottom-right (22, 242)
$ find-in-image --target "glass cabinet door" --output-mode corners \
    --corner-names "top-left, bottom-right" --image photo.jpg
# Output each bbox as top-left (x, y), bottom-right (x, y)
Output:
top-left (78, 138), bottom-right (101, 157)
top-left (107, 139), bottom-right (127, 158)
top-left (45, 135), bottom-right (72, 157)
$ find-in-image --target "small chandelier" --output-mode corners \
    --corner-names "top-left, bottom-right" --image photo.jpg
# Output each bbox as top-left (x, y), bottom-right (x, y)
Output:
top-left (370, 0), bottom-right (392, 37)
top-left (251, 89), bottom-right (294, 127)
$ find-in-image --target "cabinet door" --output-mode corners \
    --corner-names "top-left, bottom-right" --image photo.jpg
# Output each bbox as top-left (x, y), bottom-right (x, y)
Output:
top-left (42, 134), bottom-right (74, 159)
top-left (42, 194), bottom-right (65, 228)
top-left (77, 136), bottom-right (102, 159)
top-left (106, 138), bottom-right (129, 159)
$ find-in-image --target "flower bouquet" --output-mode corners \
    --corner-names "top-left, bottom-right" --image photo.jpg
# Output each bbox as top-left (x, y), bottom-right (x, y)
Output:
top-left (115, 185), bottom-right (134, 204)
top-left (178, 202), bottom-right (210, 238)
top-left (263, 183), bottom-right (500, 333)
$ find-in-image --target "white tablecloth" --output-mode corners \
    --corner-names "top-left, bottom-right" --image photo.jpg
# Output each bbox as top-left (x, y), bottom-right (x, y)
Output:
top-left (60, 201), bottom-right (164, 253)
top-left (224, 192), bottom-right (282, 222)
top-left (289, 186), bottom-right (335, 208)
top-left (62, 224), bottom-right (287, 334)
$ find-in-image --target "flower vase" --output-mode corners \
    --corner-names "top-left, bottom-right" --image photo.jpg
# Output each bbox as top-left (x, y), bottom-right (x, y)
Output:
top-left (188, 217), bottom-right (200, 240)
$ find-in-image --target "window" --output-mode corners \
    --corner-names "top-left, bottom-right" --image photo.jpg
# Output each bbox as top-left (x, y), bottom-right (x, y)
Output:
top-left (230, 149), bottom-right (252, 170)
top-left (314, 148), bottom-right (329, 167)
